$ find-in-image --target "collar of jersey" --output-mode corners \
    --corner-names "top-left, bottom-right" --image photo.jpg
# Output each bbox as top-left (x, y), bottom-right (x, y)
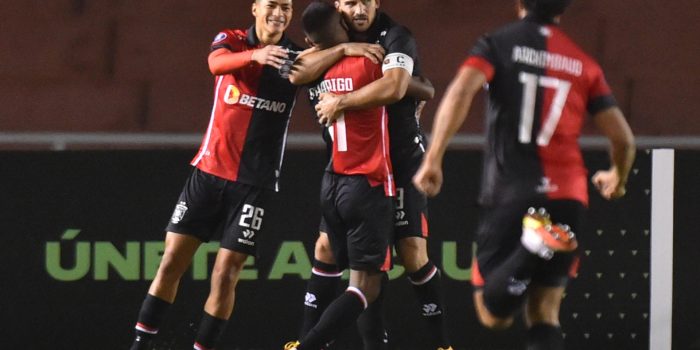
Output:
top-left (523, 13), bottom-right (558, 25)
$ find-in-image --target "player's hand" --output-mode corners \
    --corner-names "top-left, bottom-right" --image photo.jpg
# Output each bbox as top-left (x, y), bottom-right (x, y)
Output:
top-left (341, 43), bottom-right (385, 64)
top-left (591, 168), bottom-right (627, 200)
top-left (316, 93), bottom-right (344, 127)
top-left (251, 45), bottom-right (289, 69)
top-left (413, 160), bottom-right (444, 197)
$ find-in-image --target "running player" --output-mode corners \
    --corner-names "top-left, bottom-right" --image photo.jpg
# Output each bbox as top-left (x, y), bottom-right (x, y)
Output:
top-left (128, 1), bottom-right (301, 349)
top-left (413, 1), bottom-right (636, 349)
top-left (291, 1), bottom-right (452, 348)
top-left (284, 2), bottom-right (396, 349)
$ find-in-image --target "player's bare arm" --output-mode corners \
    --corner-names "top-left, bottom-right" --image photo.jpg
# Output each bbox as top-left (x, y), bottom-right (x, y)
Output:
top-left (413, 66), bottom-right (487, 197)
top-left (591, 106), bottom-right (636, 200)
top-left (288, 43), bottom-right (384, 85)
top-left (208, 46), bottom-right (289, 75)
top-left (315, 68), bottom-right (410, 126)
top-left (407, 75), bottom-right (434, 101)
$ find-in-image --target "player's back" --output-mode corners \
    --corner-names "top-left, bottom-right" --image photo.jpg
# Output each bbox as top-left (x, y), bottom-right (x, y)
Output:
top-left (321, 56), bottom-right (393, 190)
top-left (465, 15), bottom-right (616, 206)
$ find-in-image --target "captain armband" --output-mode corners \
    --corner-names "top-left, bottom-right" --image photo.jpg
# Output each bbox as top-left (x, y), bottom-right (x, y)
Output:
top-left (382, 53), bottom-right (414, 75)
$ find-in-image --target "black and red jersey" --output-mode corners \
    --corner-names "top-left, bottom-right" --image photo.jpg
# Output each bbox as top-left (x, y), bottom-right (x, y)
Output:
top-left (191, 26), bottom-right (300, 191)
top-left (351, 12), bottom-right (426, 172)
top-left (463, 15), bottom-right (617, 207)
top-left (312, 56), bottom-right (394, 196)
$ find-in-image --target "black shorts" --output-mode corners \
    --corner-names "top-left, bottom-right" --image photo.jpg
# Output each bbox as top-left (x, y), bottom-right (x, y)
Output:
top-left (165, 168), bottom-right (274, 256)
top-left (392, 160), bottom-right (429, 241)
top-left (474, 199), bottom-right (584, 288)
top-left (320, 172), bottom-right (394, 272)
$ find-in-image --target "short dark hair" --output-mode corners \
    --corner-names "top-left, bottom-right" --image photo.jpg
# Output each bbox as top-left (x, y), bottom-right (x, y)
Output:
top-left (302, 1), bottom-right (338, 39)
top-left (522, 0), bottom-right (573, 20)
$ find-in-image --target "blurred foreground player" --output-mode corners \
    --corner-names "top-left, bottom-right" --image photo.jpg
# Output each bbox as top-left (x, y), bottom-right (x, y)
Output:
top-left (413, 0), bottom-right (635, 349)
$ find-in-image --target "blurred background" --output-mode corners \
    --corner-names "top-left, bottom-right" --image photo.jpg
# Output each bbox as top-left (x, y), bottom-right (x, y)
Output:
top-left (1, 0), bottom-right (698, 149)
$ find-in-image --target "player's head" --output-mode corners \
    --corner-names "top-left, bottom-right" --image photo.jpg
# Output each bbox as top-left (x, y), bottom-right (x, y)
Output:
top-left (520, 0), bottom-right (572, 22)
top-left (252, 0), bottom-right (293, 37)
top-left (303, 1), bottom-right (349, 50)
top-left (335, 0), bottom-right (380, 33)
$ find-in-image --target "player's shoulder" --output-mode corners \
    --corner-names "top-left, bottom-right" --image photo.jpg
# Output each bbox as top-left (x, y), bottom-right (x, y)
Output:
top-left (377, 13), bottom-right (415, 40)
top-left (211, 28), bottom-right (247, 45)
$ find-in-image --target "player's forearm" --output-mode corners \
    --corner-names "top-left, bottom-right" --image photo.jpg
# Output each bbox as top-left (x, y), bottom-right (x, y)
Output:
top-left (407, 76), bottom-right (434, 100)
top-left (337, 70), bottom-right (410, 111)
top-left (608, 132), bottom-right (636, 186)
top-left (288, 45), bottom-right (346, 85)
top-left (208, 50), bottom-right (254, 75)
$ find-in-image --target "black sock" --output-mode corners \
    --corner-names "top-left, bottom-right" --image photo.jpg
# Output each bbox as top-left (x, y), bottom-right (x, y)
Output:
top-left (408, 261), bottom-right (450, 348)
top-left (130, 294), bottom-right (171, 350)
top-left (194, 312), bottom-right (228, 350)
top-left (482, 245), bottom-right (539, 317)
top-left (299, 289), bottom-right (366, 350)
top-left (357, 274), bottom-right (388, 350)
top-left (300, 260), bottom-right (342, 338)
top-left (526, 323), bottom-right (564, 350)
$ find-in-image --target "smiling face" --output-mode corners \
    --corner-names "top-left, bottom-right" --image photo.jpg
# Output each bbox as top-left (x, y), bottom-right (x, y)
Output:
top-left (335, 0), bottom-right (379, 33)
top-left (252, 0), bottom-right (293, 38)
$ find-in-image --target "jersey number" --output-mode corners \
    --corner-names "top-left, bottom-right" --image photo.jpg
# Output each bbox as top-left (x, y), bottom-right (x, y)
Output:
top-left (518, 72), bottom-right (572, 146)
top-left (239, 204), bottom-right (264, 230)
top-left (329, 113), bottom-right (347, 152)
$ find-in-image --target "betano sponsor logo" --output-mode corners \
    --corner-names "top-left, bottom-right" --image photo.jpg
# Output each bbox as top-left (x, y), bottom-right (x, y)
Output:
top-left (45, 229), bottom-right (474, 282)
top-left (223, 85), bottom-right (287, 113)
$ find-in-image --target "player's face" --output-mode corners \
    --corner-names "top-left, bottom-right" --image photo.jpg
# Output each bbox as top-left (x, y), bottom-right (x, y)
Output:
top-left (335, 0), bottom-right (379, 33)
top-left (252, 0), bottom-right (293, 36)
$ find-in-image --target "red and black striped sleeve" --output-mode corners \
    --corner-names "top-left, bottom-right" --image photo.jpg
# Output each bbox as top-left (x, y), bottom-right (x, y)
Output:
top-left (462, 36), bottom-right (496, 82)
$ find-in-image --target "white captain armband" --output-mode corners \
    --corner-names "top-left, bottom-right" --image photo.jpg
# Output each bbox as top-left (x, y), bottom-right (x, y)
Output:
top-left (382, 53), bottom-right (414, 75)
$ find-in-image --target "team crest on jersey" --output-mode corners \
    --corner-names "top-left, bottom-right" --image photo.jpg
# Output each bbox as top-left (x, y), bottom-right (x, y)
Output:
top-left (170, 201), bottom-right (188, 224)
top-left (212, 32), bottom-right (227, 44)
top-left (224, 85), bottom-right (241, 104)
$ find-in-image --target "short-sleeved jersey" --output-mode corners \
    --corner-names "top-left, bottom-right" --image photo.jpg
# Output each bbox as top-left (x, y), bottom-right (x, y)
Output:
top-left (311, 56), bottom-right (394, 196)
top-left (463, 16), bottom-right (617, 207)
top-left (351, 13), bottom-right (425, 170)
top-left (191, 26), bottom-right (301, 191)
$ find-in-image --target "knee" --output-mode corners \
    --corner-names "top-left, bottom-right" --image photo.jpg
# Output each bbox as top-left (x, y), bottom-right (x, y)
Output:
top-left (473, 292), bottom-right (514, 330)
top-left (157, 251), bottom-right (188, 280)
top-left (211, 259), bottom-right (245, 289)
top-left (477, 312), bottom-right (513, 330)
top-left (397, 240), bottom-right (428, 273)
top-left (314, 235), bottom-right (335, 264)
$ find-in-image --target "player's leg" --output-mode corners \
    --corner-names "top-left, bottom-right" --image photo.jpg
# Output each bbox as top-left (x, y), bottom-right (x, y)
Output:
top-left (194, 181), bottom-right (273, 349)
top-left (130, 168), bottom-right (222, 350)
top-left (472, 201), bottom-right (579, 330)
top-left (524, 286), bottom-right (566, 350)
top-left (194, 247), bottom-right (249, 350)
top-left (356, 272), bottom-right (389, 350)
top-left (292, 175), bottom-right (393, 350)
top-left (298, 269), bottom-right (384, 350)
top-left (130, 232), bottom-right (201, 350)
top-left (394, 181), bottom-right (451, 349)
top-left (300, 230), bottom-right (343, 339)
top-left (521, 200), bottom-right (582, 350)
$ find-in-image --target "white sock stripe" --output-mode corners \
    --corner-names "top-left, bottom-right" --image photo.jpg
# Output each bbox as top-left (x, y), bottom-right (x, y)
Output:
top-left (409, 265), bottom-right (438, 285)
top-left (346, 286), bottom-right (368, 309)
top-left (311, 267), bottom-right (343, 277)
top-left (135, 323), bottom-right (158, 334)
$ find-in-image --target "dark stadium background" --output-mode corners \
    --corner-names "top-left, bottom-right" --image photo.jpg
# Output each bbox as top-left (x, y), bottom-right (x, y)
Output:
top-left (0, 1), bottom-right (698, 349)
